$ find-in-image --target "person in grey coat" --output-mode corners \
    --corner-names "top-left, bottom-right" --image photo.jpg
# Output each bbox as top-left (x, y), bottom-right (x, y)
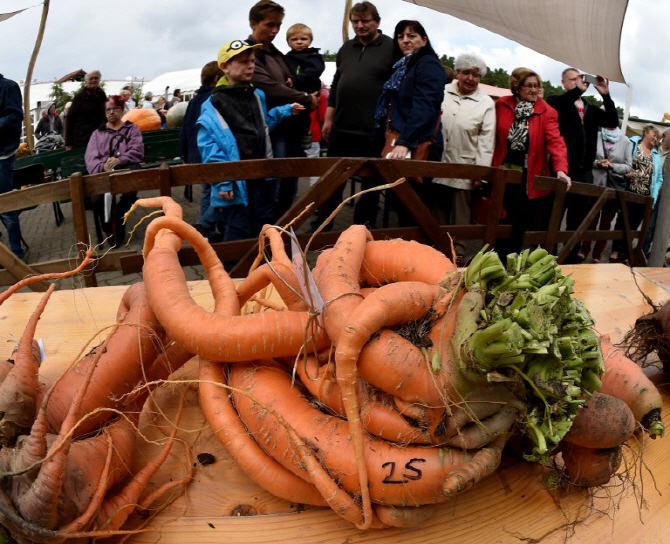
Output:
top-left (578, 126), bottom-right (632, 262)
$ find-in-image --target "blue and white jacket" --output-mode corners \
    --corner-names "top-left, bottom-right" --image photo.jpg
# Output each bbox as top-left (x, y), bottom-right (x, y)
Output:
top-left (196, 86), bottom-right (292, 208)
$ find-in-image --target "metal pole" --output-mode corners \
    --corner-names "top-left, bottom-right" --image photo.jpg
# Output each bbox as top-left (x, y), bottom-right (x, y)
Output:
top-left (23, 0), bottom-right (50, 154)
top-left (648, 155), bottom-right (669, 267)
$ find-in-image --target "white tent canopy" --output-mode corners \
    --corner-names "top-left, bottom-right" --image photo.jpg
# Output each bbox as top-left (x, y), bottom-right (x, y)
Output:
top-left (403, 0), bottom-right (629, 83)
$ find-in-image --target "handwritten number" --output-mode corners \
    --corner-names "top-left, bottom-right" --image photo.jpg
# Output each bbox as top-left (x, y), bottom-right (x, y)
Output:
top-left (382, 458), bottom-right (426, 484)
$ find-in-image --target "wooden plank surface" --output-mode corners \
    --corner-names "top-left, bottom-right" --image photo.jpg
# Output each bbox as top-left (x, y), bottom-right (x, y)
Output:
top-left (0, 264), bottom-right (668, 544)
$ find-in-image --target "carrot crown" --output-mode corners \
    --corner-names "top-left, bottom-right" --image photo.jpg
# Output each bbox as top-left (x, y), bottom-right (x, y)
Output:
top-left (462, 247), bottom-right (604, 462)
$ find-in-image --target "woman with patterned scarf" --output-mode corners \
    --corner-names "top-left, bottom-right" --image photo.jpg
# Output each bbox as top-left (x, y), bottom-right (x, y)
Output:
top-left (373, 19), bottom-right (446, 225)
top-left (492, 67), bottom-right (570, 256)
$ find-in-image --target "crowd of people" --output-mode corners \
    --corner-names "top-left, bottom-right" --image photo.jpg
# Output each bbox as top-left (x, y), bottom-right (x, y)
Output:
top-left (0, 0), bottom-right (668, 265)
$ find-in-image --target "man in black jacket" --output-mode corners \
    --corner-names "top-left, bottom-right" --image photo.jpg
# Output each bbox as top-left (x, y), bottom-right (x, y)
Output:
top-left (0, 74), bottom-right (24, 259)
top-left (65, 70), bottom-right (107, 150)
top-left (311, 1), bottom-right (394, 231)
top-left (547, 68), bottom-right (619, 262)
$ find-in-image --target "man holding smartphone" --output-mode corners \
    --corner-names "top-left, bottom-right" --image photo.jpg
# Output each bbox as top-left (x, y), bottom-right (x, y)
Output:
top-left (547, 67), bottom-right (619, 262)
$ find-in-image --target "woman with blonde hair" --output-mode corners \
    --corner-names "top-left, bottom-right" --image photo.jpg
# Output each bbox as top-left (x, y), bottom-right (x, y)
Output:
top-left (492, 67), bottom-right (570, 255)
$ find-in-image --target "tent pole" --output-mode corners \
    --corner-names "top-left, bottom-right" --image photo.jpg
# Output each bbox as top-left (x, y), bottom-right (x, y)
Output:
top-left (23, 0), bottom-right (50, 154)
top-left (621, 83), bottom-right (633, 136)
top-left (342, 0), bottom-right (352, 42)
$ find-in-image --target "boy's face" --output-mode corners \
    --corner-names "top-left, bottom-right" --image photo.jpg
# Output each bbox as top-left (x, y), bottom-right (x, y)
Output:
top-left (287, 32), bottom-right (312, 52)
top-left (222, 50), bottom-right (256, 84)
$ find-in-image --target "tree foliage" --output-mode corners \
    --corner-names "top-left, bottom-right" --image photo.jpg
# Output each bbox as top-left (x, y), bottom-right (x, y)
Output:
top-left (48, 83), bottom-right (74, 113)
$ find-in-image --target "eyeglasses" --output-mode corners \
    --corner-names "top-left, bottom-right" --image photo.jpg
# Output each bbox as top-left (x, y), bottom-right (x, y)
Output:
top-left (521, 84), bottom-right (541, 90)
top-left (351, 18), bottom-right (374, 26)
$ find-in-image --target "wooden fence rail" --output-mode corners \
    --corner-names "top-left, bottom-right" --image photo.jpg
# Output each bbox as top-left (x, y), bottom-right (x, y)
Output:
top-left (0, 158), bottom-right (653, 288)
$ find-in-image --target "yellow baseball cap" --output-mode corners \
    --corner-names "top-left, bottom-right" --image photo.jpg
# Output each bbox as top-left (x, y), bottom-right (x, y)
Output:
top-left (217, 39), bottom-right (262, 65)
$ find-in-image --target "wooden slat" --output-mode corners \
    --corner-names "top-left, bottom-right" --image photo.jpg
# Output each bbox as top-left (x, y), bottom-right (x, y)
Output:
top-left (0, 179), bottom-right (70, 214)
top-left (370, 159), bottom-right (454, 257)
top-left (557, 189), bottom-right (611, 263)
top-left (69, 172), bottom-right (97, 288)
top-left (0, 242), bottom-right (50, 291)
top-left (229, 158), bottom-right (367, 277)
top-left (118, 224), bottom-right (513, 276)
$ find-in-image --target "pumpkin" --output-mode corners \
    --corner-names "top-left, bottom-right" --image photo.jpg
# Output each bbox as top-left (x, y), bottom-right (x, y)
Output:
top-left (122, 108), bottom-right (161, 132)
top-left (166, 102), bottom-right (188, 129)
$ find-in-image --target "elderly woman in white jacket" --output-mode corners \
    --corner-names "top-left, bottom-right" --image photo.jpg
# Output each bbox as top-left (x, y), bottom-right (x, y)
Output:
top-left (432, 53), bottom-right (495, 228)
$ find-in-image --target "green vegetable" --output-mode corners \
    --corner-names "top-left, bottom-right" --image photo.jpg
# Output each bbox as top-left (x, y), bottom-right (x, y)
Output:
top-left (461, 247), bottom-right (605, 462)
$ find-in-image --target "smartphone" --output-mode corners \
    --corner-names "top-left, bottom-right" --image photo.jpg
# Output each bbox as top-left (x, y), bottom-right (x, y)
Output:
top-left (583, 74), bottom-right (599, 85)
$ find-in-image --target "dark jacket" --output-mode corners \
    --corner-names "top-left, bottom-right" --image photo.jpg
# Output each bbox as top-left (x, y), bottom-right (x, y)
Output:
top-left (65, 86), bottom-right (107, 149)
top-left (35, 114), bottom-right (63, 139)
top-left (329, 32), bottom-right (395, 136)
top-left (0, 74), bottom-right (23, 157)
top-left (247, 38), bottom-right (313, 111)
top-left (284, 47), bottom-right (325, 94)
top-left (179, 84), bottom-right (214, 163)
top-left (546, 87), bottom-right (619, 177)
top-left (386, 49), bottom-right (446, 150)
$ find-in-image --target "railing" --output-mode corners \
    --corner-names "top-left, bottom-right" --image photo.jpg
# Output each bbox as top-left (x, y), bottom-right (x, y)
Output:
top-left (0, 158), bottom-right (652, 289)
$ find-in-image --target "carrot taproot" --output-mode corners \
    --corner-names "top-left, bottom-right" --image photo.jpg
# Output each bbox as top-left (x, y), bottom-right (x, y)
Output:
top-left (0, 284), bottom-right (55, 445)
top-left (334, 281), bottom-right (455, 528)
top-left (563, 392), bottom-right (635, 449)
top-left (93, 392), bottom-right (191, 532)
top-left (236, 261), bottom-right (307, 311)
top-left (0, 247), bottom-right (93, 307)
top-left (135, 213), bottom-right (328, 361)
top-left (374, 504), bottom-right (438, 528)
top-left (600, 335), bottom-right (664, 437)
top-left (623, 299), bottom-right (670, 375)
top-left (229, 361), bottom-right (501, 507)
top-left (359, 239), bottom-right (457, 287)
top-left (198, 358), bottom-right (327, 506)
top-left (443, 434), bottom-right (507, 496)
top-left (315, 224), bottom-right (371, 344)
top-left (43, 282), bottom-right (168, 436)
top-left (561, 442), bottom-right (623, 487)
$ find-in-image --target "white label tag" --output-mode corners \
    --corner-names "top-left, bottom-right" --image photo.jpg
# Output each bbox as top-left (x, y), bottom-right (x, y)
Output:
top-left (290, 227), bottom-right (324, 328)
top-left (37, 338), bottom-right (46, 364)
top-left (104, 192), bottom-right (113, 223)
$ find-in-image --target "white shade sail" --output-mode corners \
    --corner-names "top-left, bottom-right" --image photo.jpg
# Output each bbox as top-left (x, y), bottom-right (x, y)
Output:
top-left (403, 0), bottom-right (629, 83)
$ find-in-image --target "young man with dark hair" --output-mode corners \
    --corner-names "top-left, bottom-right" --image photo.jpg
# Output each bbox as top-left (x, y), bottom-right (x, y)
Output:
top-left (247, 0), bottom-right (316, 222)
top-left (311, 1), bottom-right (394, 231)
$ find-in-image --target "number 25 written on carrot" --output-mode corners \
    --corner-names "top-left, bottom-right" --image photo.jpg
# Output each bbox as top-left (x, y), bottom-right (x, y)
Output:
top-left (381, 458), bottom-right (426, 484)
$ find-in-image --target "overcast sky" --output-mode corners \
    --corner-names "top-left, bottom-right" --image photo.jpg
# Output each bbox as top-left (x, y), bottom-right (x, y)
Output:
top-left (1, 0), bottom-right (666, 121)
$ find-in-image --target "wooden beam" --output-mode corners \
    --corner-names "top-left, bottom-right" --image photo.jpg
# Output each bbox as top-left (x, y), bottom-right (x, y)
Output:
top-left (557, 189), bottom-right (611, 263)
top-left (229, 158), bottom-right (367, 277)
top-left (540, 176), bottom-right (568, 254)
top-left (158, 163), bottom-right (172, 197)
top-left (69, 172), bottom-right (97, 287)
top-left (0, 243), bottom-right (50, 291)
top-left (370, 159), bottom-right (454, 258)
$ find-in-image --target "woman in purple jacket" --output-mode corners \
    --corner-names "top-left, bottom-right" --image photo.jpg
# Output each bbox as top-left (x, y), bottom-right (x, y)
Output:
top-left (85, 95), bottom-right (144, 246)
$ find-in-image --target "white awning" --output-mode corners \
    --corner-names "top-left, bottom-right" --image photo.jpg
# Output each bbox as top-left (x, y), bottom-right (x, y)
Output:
top-left (403, 0), bottom-right (629, 83)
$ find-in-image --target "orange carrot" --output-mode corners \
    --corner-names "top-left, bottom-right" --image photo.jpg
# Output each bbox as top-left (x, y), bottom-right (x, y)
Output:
top-left (561, 442), bottom-right (623, 487)
top-left (563, 392), bottom-right (635, 449)
top-left (198, 358), bottom-right (327, 506)
top-left (600, 335), bottom-right (664, 437)
top-left (0, 284), bottom-right (55, 445)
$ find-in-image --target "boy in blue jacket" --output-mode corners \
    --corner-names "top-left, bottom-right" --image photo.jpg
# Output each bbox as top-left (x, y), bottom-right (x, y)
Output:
top-left (196, 39), bottom-right (302, 243)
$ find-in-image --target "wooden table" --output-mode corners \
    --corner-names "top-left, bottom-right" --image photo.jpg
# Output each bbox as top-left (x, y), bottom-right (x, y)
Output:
top-left (1, 264), bottom-right (669, 543)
